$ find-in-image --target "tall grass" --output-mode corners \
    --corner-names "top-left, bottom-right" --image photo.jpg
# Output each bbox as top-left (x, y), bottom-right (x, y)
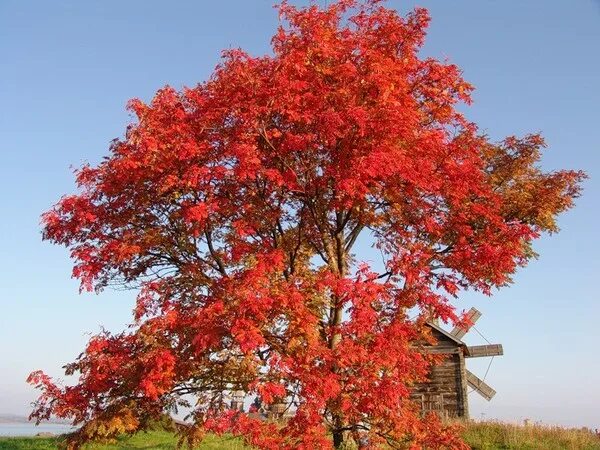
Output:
top-left (462, 420), bottom-right (600, 450)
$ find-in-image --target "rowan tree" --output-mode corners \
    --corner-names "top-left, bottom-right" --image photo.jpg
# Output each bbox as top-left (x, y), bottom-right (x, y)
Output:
top-left (28, 1), bottom-right (584, 449)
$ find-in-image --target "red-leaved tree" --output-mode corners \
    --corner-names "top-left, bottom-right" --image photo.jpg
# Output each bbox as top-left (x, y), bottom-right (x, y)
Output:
top-left (29, 1), bottom-right (584, 449)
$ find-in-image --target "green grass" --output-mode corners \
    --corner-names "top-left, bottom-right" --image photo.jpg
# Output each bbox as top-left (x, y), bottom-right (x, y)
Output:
top-left (462, 421), bottom-right (600, 450)
top-left (0, 436), bottom-right (57, 450)
top-left (1, 422), bottom-right (599, 449)
top-left (0, 431), bottom-right (249, 450)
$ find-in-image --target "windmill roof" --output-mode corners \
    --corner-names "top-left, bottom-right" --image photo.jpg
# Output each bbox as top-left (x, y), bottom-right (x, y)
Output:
top-left (425, 321), bottom-right (466, 346)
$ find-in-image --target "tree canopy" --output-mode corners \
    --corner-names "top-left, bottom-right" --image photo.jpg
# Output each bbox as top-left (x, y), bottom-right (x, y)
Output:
top-left (29, 1), bottom-right (584, 449)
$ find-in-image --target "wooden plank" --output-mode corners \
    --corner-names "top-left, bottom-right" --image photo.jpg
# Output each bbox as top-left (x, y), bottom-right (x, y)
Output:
top-left (427, 323), bottom-right (465, 345)
top-left (426, 348), bottom-right (461, 355)
top-left (451, 307), bottom-right (482, 339)
top-left (458, 347), bottom-right (469, 419)
top-left (466, 344), bottom-right (503, 358)
top-left (413, 352), bottom-right (464, 418)
top-left (466, 370), bottom-right (496, 401)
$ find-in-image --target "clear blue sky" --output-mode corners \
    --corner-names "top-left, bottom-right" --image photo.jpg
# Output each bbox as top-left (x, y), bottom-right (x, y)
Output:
top-left (1, 0), bottom-right (598, 428)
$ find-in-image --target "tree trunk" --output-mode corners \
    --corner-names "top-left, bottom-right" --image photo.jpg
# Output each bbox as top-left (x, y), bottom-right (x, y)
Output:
top-left (332, 429), bottom-right (345, 449)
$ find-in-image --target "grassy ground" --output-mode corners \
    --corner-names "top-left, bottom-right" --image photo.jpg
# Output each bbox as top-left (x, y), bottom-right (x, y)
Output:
top-left (0, 431), bottom-right (249, 450)
top-left (462, 421), bottom-right (600, 450)
top-left (1, 422), bottom-right (599, 449)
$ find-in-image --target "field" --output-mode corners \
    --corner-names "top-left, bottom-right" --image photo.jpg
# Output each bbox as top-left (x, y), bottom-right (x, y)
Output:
top-left (1, 422), bottom-right (599, 449)
top-left (462, 421), bottom-right (600, 450)
top-left (0, 431), bottom-right (249, 450)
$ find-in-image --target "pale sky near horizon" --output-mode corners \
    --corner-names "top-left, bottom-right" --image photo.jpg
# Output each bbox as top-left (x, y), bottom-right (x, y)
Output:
top-left (1, 0), bottom-right (599, 429)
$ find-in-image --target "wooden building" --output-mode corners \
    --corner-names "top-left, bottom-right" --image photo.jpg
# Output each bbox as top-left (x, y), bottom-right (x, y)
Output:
top-left (228, 308), bottom-right (502, 421)
top-left (411, 308), bottom-right (503, 419)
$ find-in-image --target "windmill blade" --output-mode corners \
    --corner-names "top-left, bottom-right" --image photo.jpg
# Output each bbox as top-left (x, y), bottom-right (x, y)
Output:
top-left (450, 307), bottom-right (482, 339)
top-left (466, 344), bottom-right (503, 358)
top-left (466, 370), bottom-right (496, 401)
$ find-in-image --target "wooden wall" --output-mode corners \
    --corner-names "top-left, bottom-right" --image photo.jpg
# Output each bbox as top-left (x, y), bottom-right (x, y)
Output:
top-left (411, 327), bottom-right (468, 418)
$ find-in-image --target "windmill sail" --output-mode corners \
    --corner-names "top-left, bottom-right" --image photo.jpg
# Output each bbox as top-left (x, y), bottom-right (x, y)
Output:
top-left (451, 307), bottom-right (482, 339)
top-left (466, 344), bottom-right (503, 358)
top-left (466, 370), bottom-right (496, 401)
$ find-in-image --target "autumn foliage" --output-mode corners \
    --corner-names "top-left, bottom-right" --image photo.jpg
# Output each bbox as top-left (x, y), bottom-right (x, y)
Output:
top-left (29, 1), bottom-right (584, 449)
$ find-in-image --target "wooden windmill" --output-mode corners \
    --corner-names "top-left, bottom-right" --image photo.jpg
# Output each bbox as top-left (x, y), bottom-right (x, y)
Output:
top-left (412, 307), bottom-right (503, 419)
top-left (228, 307), bottom-right (502, 420)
